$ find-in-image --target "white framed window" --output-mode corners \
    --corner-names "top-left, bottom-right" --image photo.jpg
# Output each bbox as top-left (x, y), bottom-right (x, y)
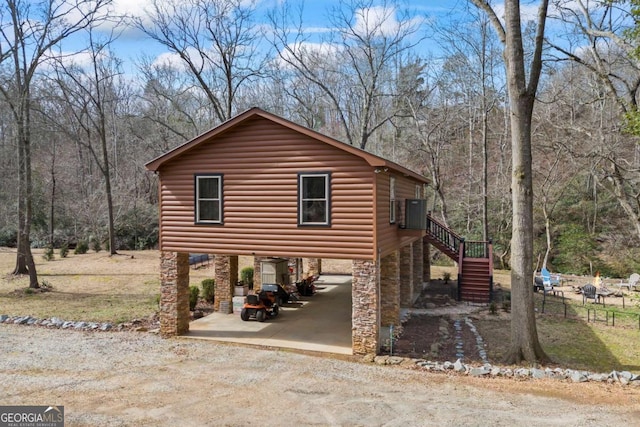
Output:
top-left (390, 176), bottom-right (396, 224)
top-left (195, 174), bottom-right (222, 224)
top-left (299, 172), bottom-right (330, 226)
top-left (415, 184), bottom-right (422, 199)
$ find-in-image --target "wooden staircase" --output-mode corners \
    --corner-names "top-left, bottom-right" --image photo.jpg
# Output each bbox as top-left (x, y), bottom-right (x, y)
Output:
top-left (425, 214), bottom-right (493, 303)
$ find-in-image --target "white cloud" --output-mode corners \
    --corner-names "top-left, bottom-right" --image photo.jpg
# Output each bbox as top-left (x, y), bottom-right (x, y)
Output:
top-left (40, 48), bottom-right (107, 72)
top-left (151, 51), bottom-right (188, 71)
top-left (354, 6), bottom-right (400, 37)
top-left (150, 46), bottom-right (221, 72)
top-left (492, 3), bottom-right (541, 23)
top-left (111, 0), bottom-right (152, 18)
top-left (284, 41), bottom-right (339, 60)
top-left (277, 41), bottom-right (341, 69)
top-left (490, 1), bottom-right (587, 24)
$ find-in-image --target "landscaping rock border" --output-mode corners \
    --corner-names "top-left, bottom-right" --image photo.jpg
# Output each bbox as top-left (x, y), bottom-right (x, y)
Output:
top-left (0, 314), bottom-right (158, 333)
top-left (366, 355), bottom-right (640, 386)
top-left (378, 314), bottom-right (640, 386)
top-left (3, 312), bottom-right (638, 387)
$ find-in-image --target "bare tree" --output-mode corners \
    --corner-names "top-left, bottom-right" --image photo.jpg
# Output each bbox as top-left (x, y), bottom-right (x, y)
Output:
top-left (136, 60), bottom-right (205, 146)
top-left (269, 0), bottom-right (424, 150)
top-left (400, 63), bottom-right (456, 227)
top-left (471, 0), bottom-right (550, 363)
top-left (46, 26), bottom-right (127, 254)
top-left (134, 0), bottom-right (265, 125)
top-left (0, 0), bottom-right (110, 287)
top-left (436, 10), bottom-right (504, 239)
top-left (548, 0), bottom-right (640, 241)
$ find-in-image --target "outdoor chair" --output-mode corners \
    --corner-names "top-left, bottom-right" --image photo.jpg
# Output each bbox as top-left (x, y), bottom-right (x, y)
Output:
top-left (541, 267), bottom-right (561, 287)
top-left (581, 284), bottom-right (605, 306)
top-left (617, 273), bottom-right (640, 292)
top-left (536, 267), bottom-right (563, 297)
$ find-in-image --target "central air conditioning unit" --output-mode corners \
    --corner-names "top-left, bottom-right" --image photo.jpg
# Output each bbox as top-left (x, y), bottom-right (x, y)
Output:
top-left (404, 199), bottom-right (427, 229)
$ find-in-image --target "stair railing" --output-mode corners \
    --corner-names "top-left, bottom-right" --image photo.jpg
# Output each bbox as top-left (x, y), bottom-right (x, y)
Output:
top-left (426, 213), bottom-right (463, 257)
top-left (463, 240), bottom-right (490, 258)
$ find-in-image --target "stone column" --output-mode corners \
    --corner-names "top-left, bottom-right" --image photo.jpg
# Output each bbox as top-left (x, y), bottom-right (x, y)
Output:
top-left (352, 259), bottom-right (379, 355)
top-left (160, 251), bottom-right (190, 337)
top-left (399, 244), bottom-right (413, 307)
top-left (253, 256), bottom-right (263, 290)
top-left (423, 237), bottom-right (431, 284)
top-left (307, 258), bottom-right (322, 277)
top-left (380, 251), bottom-right (400, 327)
top-left (214, 255), bottom-right (238, 313)
top-left (412, 240), bottom-right (424, 294)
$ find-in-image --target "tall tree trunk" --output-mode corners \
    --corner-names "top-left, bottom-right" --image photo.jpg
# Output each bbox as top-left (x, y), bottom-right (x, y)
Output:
top-left (13, 109), bottom-right (38, 287)
top-left (100, 130), bottom-right (117, 255)
top-left (480, 16), bottom-right (490, 243)
top-left (472, 0), bottom-right (550, 364)
top-left (2, 0), bottom-right (108, 285)
top-left (13, 135), bottom-right (28, 275)
top-left (49, 173), bottom-right (56, 248)
top-left (49, 140), bottom-right (57, 248)
top-left (508, 97), bottom-right (546, 362)
top-left (24, 129), bottom-right (38, 288)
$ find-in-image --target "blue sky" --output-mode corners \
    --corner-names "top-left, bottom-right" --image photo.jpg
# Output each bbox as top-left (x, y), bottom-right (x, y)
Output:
top-left (56, 0), bottom-right (590, 79)
top-left (63, 0), bottom-right (471, 76)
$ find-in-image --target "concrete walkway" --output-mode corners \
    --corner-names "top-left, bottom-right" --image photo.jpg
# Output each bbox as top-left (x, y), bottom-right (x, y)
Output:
top-left (186, 275), bottom-right (353, 355)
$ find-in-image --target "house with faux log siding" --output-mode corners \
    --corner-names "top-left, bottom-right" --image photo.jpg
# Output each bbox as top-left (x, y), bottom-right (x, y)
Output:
top-left (146, 107), bottom-right (490, 355)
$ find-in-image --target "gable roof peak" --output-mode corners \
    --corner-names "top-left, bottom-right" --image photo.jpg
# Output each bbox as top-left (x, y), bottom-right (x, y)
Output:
top-left (145, 107), bottom-right (428, 184)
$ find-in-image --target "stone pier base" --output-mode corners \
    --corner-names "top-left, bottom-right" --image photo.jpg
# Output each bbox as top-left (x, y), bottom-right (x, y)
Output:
top-left (352, 259), bottom-right (379, 355)
top-left (399, 244), bottom-right (413, 307)
top-left (214, 255), bottom-right (238, 313)
top-left (380, 251), bottom-right (400, 327)
top-left (306, 258), bottom-right (322, 277)
top-left (160, 251), bottom-right (190, 337)
top-left (423, 237), bottom-right (431, 285)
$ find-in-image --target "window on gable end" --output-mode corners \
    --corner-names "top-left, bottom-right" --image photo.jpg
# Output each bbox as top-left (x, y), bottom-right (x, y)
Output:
top-left (195, 174), bottom-right (222, 224)
top-left (299, 172), bottom-right (330, 226)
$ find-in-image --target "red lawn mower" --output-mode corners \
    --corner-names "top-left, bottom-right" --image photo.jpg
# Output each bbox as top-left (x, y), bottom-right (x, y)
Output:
top-left (240, 284), bottom-right (280, 322)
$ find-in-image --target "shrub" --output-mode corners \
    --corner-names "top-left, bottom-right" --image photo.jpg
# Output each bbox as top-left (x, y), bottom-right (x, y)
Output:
top-left (59, 243), bottom-right (69, 258)
top-left (114, 204), bottom-right (159, 250)
top-left (201, 279), bottom-right (215, 303)
top-left (502, 292), bottom-right (511, 312)
top-left (240, 266), bottom-right (254, 287)
top-left (91, 238), bottom-right (102, 253)
top-left (442, 272), bottom-right (451, 283)
top-left (489, 301), bottom-right (497, 315)
top-left (43, 246), bottom-right (54, 261)
top-left (74, 241), bottom-right (88, 255)
top-left (189, 285), bottom-right (200, 311)
top-left (0, 227), bottom-right (17, 247)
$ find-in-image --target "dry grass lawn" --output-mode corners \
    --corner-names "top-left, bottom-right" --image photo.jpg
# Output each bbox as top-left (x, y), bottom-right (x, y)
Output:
top-left (0, 248), bottom-right (218, 323)
top-left (2, 248), bottom-right (640, 373)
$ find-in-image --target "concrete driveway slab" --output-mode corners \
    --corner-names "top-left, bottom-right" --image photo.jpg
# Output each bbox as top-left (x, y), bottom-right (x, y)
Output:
top-left (186, 275), bottom-right (353, 354)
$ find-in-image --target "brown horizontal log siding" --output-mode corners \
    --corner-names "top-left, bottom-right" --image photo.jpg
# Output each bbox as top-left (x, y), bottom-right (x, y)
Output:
top-left (158, 116), bottom-right (376, 259)
top-left (376, 173), bottom-right (426, 259)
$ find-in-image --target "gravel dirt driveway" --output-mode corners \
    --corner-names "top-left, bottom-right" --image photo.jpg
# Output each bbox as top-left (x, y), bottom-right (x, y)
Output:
top-left (2, 326), bottom-right (639, 426)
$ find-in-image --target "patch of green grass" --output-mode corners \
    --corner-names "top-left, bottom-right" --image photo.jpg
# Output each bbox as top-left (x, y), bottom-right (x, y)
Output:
top-left (476, 296), bottom-right (640, 373)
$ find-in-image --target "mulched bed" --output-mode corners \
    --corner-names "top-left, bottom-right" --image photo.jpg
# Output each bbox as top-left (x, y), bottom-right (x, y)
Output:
top-left (393, 280), bottom-right (488, 363)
